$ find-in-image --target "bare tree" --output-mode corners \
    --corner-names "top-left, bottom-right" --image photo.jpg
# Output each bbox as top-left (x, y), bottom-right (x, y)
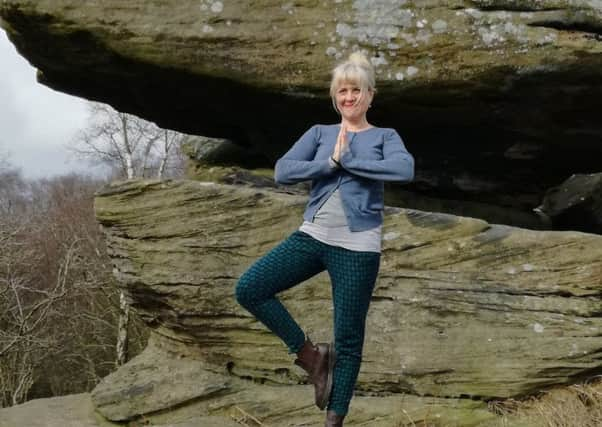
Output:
top-left (156, 129), bottom-right (188, 179)
top-left (0, 173), bottom-right (68, 406)
top-left (69, 103), bottom-right (186, 180)
top-left (0, 224), bottom-right (70, 406)
top-left (68, 103), bottom-right (186, 366)
top-left (0, 172), bottom-right (149, 406)
top-left (0, 152), bottom-right (27, 215)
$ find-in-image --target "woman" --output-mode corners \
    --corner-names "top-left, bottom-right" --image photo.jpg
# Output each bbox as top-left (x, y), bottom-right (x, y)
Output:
top-left (235, 52), bottom-right (414, 426)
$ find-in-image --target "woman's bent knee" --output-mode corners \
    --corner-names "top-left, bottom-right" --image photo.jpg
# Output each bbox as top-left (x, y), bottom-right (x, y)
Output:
top-left (235, 273), bottom-right (255, 308)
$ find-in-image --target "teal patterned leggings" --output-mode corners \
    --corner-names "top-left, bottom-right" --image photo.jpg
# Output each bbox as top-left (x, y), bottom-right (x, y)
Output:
top-left (235, 230), bottom-right (380, 416)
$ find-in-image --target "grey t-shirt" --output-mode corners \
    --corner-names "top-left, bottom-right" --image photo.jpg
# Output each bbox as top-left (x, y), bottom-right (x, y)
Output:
top-left (298, 188), bottom-right (382, 253)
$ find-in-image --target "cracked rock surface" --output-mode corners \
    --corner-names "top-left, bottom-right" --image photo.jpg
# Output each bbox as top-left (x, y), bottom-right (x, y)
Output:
top-left (88, 179), bottom-right (602, 423)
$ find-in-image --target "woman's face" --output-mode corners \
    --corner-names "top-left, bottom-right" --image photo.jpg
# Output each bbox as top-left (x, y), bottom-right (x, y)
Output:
top-left (335, 81), bottom-right (373, 122)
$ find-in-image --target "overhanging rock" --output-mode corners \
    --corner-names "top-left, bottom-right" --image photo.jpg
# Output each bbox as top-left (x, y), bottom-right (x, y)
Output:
top-left (2, 0), bottom-right (602, 225)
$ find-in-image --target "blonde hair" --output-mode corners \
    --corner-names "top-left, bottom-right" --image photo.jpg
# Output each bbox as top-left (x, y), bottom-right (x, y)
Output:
top-left (329, 52), bottom-right (376, 114)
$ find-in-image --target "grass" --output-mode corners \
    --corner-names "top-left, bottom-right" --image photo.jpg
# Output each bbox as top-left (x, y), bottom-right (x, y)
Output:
top-left (230, 405), bottom-right (267, 426)
top-left (490, 377), bottom-right (602, 427)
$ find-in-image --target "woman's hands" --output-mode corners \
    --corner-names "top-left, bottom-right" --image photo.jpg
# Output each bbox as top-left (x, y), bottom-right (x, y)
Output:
top-left (332, 124), bottom-right (348, 164)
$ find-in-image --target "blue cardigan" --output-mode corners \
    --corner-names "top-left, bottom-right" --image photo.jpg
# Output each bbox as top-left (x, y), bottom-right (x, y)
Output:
top-left (274, 124), bottom-right (414, 232)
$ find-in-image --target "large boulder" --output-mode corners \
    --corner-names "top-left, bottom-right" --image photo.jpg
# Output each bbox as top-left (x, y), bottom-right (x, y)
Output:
top-left (537, 173), bottom-right (602, 234)
top-left (1, 1), bottom-right (602, 226)
top-left (90, 179), bottom-right (602, 424)
top-left (90, 331), bottom-right (500, 426)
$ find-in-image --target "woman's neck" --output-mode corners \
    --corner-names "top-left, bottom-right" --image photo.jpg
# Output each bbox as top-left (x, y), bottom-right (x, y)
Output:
top-left (342, 118), bottom-right (371, 132)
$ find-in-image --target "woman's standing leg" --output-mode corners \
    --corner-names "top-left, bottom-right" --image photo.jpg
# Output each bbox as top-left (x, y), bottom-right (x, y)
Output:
top-left (235, 230), bottom-right (326, 354)
top-left (324, 247), bottom-right (381, 416)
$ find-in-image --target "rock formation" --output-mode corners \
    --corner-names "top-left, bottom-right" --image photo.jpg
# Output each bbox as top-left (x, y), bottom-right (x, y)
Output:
top-left (1, 0), bottom-right (601, 228)
top-left (537, 173), bottom-right (602, 234)
top-left (1, 1), bottom-right (601, 425)
top-left (86, 179), bottom-right (602, 425)
top-left (1, 177), bottom-right (600, 426)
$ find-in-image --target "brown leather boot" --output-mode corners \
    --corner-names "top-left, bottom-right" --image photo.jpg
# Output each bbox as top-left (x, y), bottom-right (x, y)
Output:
top-left (325, 410), bottom-right (345, 426)
top-left (294, 338), bottom-right (335, 410)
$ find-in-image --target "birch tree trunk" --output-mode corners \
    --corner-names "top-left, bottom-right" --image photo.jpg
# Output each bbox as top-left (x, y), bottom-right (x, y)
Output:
top-left (120, 114), bottom-right (135, 180)
top-left (116, 291), bottom-right (129, 366)
top-left (157, 130), bottom-right (169, 179)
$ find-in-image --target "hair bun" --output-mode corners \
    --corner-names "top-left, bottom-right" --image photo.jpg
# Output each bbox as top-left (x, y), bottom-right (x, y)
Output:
top-left (348, 51), bottom-right (372, 69)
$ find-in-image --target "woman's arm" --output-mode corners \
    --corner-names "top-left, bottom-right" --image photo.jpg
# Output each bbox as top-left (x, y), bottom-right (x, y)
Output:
top-left (339, 129), bottom-right (414, 182)
top-left (274, 125), bottom-right (337, 185)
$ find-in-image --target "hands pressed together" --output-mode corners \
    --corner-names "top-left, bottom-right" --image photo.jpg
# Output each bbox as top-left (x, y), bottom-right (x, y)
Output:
top-left (331, 124), bottom-right (348, 166)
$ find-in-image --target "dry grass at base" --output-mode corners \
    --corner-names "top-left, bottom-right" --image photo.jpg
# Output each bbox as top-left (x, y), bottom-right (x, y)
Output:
top-left (489, 377), bottom-right (602, 427)
top-left (230, 405), bottom-right (267, 426)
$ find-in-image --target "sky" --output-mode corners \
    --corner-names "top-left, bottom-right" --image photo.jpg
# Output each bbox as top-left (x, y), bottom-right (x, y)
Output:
top-left (0, 29), bottom-right (93, 179)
